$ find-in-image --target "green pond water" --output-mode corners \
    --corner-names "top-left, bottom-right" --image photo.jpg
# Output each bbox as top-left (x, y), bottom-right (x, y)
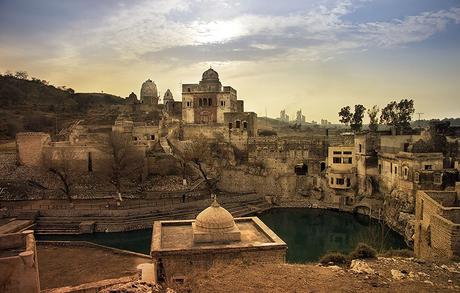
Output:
top-left (37, 208), bottom-right (407, 263)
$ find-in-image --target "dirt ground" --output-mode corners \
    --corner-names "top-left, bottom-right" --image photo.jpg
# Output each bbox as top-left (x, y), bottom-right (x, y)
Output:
top-left (37, 244), bottom-right (150, 290)
top-left (187, 258), bottom-right (460, 293)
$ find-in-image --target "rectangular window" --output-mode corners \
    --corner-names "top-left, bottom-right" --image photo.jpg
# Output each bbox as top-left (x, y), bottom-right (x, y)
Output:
top-left (221, 100), bottom-right (225, 106)
top-left (343, 157), bottom-right (353, 164)
top-left (333, 157), bottom-right (342, 164)
top-left (424, 165), bottom-right (432, 170)
top-left (343, 151), bottom-right (352, 155)
top-left (390, 162), bottom-right (393, 174)
top-left (336, 178), bottom-right (344, 185)
top-left (333, 151), bottom-right (342, 155)
top-left (359, 144), bottom-right (362, 153)
top-left (394, 166), bottom-right (398, 175)
top-left (199, 99), bottom-right (202, 107)
top-left (330, 177), bottom-right (334, 184)
top-left (236, 120), bottom-right (241, 128)
top-left (208, 98), bottom-right (212, 106)
top-left (433, 173), bottom-right (442, 184)
top-left (378, 164), bottom-right (382, 174)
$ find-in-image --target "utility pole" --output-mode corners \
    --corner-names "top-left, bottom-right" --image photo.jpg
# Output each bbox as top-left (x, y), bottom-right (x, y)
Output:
top-left (416, 112), bottom-right (424, 129)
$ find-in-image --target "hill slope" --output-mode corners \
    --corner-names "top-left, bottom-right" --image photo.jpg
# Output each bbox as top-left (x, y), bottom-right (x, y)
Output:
top-left (0, 75), bottom-right (125, 139)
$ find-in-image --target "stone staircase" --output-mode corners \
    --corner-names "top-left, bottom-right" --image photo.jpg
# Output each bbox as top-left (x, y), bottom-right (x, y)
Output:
top-left (34, 197), bottom-right (271, 235)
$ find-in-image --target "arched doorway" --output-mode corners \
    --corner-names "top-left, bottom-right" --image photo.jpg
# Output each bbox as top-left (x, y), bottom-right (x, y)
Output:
top-left (294, 163), bottom-right (308, 175)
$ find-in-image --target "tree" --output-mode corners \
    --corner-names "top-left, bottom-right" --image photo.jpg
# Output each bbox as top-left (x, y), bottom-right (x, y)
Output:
top-left (380, 99), bottom-right (415, 133)
top-left (350, 104), bottom-right (366, 132)
top-left (338, 106), bottom-right (352, 126)
top-left (43, 149), bottom-right (78, 201)
top-left (367, 105), bottom-right (379, 132)
top-left (103, 132), bottom-right (145, 200)
top-left (179, 134), bottom-right (231, 194)
top-left (14, 70), bottom-right (28, 80)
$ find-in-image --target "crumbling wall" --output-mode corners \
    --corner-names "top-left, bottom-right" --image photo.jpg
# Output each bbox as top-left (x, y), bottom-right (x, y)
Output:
top-left (16, 132), bottom-right (50, 167)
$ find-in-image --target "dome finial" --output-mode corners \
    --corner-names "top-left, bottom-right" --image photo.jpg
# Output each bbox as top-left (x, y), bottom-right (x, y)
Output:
top-left (211, 194), bottom-right (219, 207)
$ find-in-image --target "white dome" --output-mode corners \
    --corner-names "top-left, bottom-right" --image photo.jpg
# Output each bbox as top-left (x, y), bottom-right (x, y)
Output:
top-left (140, 79), bottom-right (158, 104)
top-left (195, 199), bottom-right (236, 232)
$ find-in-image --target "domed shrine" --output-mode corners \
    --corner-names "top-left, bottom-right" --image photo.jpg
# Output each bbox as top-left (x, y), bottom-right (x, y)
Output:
top-left (192, 198), bottom-right (241, 243)
top-left (150, 196), bottom-right (287, 284)
top-left (140, 79), bottom-right (159, 105)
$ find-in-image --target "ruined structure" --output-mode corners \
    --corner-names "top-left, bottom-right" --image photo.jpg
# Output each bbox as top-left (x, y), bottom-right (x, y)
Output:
top-left (150, 198), bottom-right (286, 283)
top-left (414, 187), bottom-right (460, 260)
top-left (0, 230), bottom-right (40, 293)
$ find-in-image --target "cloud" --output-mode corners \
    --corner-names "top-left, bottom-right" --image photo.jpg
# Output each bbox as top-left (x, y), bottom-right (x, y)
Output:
top-left (2, 0), bottom-right (460, 68)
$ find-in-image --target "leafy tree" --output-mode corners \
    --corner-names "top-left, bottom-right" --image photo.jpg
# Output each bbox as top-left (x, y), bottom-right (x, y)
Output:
top-left (380, 99), bottom-right (415, 133)
top-left (14, 71), bottom-right (28, 80)
top-left (338, 106), bottom-right (352, 126)
top-left (350, 104), bottom-right (366, 132)
top-left (367, 105), bottom-right (379, 132)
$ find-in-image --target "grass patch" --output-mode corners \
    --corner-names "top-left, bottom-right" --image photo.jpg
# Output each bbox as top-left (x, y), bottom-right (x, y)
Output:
top-left (319, 252), bottom-right (349, 265)
top-left (349, 243), bottom-right (377, 260)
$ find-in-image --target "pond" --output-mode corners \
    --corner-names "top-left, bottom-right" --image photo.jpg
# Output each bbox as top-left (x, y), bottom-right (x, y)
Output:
top-left (37, 208), bottom-right (407, 263)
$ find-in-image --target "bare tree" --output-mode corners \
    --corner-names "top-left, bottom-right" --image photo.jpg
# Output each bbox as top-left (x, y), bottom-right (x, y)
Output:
top-left (43, 148), bottom-right (78, 201)
top-left (103, 132), bottom-right (145, 201)
top-left (179, 134), bottom-right (231, 194)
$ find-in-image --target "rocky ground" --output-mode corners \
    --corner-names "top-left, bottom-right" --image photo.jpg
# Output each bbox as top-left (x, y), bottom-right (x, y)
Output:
top-left (185, 257), bottom-right (460, 292)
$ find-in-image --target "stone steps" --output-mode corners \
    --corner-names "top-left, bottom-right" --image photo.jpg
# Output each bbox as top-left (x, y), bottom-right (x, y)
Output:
top-left (34, 198), bottom-right (271, 234)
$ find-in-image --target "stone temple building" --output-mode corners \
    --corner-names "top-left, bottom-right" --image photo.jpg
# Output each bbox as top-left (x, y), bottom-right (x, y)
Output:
top-left (150, 198), bottom-right (286, 284)
top-left (182, 68), bottom-right (246, 124)
top-left (140, 79), bottom-right (159, 106)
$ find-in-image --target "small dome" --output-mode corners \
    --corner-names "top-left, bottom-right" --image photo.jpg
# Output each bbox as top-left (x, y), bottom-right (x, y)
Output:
top-left (202, 68), bottom-right (219, 81)
top-left (195, 199), bottom-right (236, 232)
top-left (163, 89), bottom-right (174, 102)
top-left (140, 79), bottom-right (158, 98)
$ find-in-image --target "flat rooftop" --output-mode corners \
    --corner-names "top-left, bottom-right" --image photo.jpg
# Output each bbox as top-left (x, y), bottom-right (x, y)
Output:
top-left (151, 217), bottom-right (286, 254)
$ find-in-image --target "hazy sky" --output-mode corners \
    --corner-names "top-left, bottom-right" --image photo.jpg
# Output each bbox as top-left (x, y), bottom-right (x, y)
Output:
top-left (1, 0), bottom-right (459, 122)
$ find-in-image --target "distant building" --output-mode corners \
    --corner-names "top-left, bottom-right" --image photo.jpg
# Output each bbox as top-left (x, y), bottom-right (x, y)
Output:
top-left (295, 109), bottom-right (306, 124)
top-left (321, 119), bottom-right (331, 126)
top-left (279, 110), bottom-right (290, 123)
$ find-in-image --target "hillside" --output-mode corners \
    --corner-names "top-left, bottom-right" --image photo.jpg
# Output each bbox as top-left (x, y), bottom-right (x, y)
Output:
top-left (0, 74), bottom-right (125, 139)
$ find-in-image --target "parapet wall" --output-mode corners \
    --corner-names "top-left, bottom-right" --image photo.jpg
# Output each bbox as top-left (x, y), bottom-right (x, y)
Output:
top-left (0, 230), bottom-right (40, 293)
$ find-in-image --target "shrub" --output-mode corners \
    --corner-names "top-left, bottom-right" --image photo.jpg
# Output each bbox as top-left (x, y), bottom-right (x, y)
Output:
top-left (258, 129), bottom-right (277, 136)
top-left (380, 249), bottom-right (414, 258)
top-left (319, 252), bottom-right (349, 265)
top-left (349, 243), bottom-right (377, 260)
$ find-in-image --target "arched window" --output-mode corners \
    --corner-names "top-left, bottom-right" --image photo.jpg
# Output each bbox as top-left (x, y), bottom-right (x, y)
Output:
top-left (243, 121), bottom-right (248, 129)
top-left (320, 162), bottom-right (326, 172)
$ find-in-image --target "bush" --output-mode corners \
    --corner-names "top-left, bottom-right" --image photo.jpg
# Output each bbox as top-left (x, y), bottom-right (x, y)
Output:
top-left (380, 249), bottom-right (414, 258)
top-left (349, 243), bottom-right (377, 260)
top-left (319, 252), bottom-right (349, 265)
top-left (258, 129), bottom-right (277, 136)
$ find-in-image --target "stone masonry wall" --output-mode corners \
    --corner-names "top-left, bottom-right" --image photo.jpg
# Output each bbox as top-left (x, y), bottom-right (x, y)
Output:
top-left (16, 132), bottom-right (50, 167)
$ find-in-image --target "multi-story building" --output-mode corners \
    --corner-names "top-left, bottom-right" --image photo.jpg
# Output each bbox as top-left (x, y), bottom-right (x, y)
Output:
top-left (326, 146), bottom-right (356, 190)
top-left (182, 68), bottom-right (245, 124)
